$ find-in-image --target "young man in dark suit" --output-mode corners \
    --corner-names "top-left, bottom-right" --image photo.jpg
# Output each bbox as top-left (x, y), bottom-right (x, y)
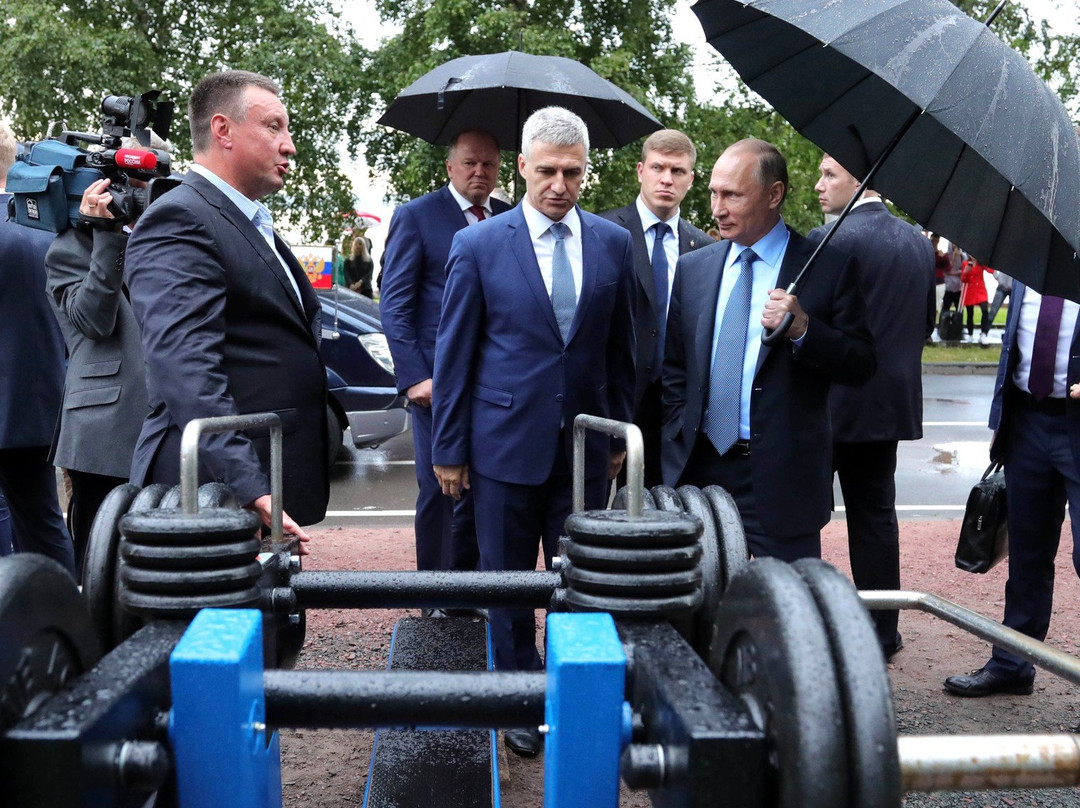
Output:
top-left (431, 107), bottom-right (635, 757)
top-left (600, 129), bottom-right (713, 485)
top-left (662, 139), bottom-right (874, 561)
top-left (809, 154), bottom-right (936, 661)
top-left (380, 130), bottom-right (510, 578)
top-left (126, 70), bottom-right (328, 546)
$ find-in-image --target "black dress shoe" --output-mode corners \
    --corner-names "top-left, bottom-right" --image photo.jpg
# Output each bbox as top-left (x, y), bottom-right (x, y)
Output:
top-left (421, 608), bottom-right (449, 618)
top-left (504, 727), bottom-right (541, 757)
top-left (944, 666), bottom-right (1034, 697)
top-left (442, 607), bottom-right (487, 619)
top-left (883, 637), bottom-right (904, 662)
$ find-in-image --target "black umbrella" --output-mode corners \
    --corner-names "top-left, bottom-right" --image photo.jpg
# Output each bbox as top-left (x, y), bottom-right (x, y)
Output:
top-left (692, 0), bottom-right (1080, 319)
top-left (376, 50), bottom-right (661, 151)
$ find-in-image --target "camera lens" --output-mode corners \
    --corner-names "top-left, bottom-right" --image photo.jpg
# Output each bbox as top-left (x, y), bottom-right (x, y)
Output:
top-left (101, 95), bottom-right (135, 123)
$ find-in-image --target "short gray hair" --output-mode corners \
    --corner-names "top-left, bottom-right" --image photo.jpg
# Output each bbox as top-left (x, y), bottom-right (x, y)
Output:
top-left (521, 107), bottom-right (589, 159)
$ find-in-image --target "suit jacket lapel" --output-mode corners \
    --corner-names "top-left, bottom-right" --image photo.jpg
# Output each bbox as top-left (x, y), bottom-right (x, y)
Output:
top-left (620, 206), bottom-right (656, 311)
top-left (694, 241), bottom-right (731, 384)
top-left (570, 212), bottom-right (598, 343)
top-left (508, 210), bottom-right (563, 342)
top-left (677, 219), bottom-right (703, 255)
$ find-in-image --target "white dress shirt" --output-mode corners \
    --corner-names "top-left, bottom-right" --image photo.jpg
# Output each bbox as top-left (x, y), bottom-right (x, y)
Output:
top-left (447, 182), bottom-right (492, 224)
top-left (636, 196), bottom-right (680, 317)
top-left (1013, 287), bottom-right (1079, 398)
top-left (521, 199), bottom-right (583, 299)
top-left (708, 217), bottom-right (791, 440)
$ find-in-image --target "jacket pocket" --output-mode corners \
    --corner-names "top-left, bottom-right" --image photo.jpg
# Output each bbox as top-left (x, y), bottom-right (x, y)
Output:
top-left (65, 385), bottom-right (121, 409)
top-left (473, 384), bottom-right (513, 408)
top-left (81, 359), bottom-right (122, 378)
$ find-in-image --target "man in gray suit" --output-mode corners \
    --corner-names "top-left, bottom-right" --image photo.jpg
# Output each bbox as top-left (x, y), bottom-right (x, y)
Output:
top-left (809, 154), bottom-right (936, 660)
top-left (46, 174), bottom-right (151, 572)
top-left (0, 122), bottom-right (75, 573)
top-left (600, 129), bottom-right (712, 485)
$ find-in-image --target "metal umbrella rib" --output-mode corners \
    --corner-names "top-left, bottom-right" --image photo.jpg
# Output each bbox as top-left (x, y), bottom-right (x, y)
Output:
top-left (693, 0), bottom-right (1080, 302)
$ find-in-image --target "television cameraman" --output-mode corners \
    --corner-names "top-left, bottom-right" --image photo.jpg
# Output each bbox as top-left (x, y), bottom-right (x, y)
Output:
top-left (44, 134), bottom-right (166, 575)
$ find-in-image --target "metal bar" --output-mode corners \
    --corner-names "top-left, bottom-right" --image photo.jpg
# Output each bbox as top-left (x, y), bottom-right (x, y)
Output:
top-left (900, 734), bottom-right (1080, 791)
top-left (263, 670), bottom-right (546, 730)
top-left (859, 590), bottom-right (1080, 687)
top-left (180, 413), bottom-right (283, 541)
top-left (572, 414), bottom-right (644, 517)
top-left (288, 570), bottom-right (561, 610)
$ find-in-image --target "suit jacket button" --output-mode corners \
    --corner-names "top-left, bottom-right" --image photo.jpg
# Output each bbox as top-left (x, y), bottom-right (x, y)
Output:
top-left (651, 329), bottom-right (658, 337)
top-left (556, 394), bottom-right (564, 402)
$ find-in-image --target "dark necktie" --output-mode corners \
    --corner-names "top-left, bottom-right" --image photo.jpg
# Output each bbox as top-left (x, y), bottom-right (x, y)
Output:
top-left (468, 204), bottom-right (486, 223)
top-left (704, 248), bottom-right (757, 455)
top-left (549, 222), bottom-right (576, 343)
top-left (651, 222), bottom-right (671, 379)
top-left (1028, 294), bottom-right (1064, 399)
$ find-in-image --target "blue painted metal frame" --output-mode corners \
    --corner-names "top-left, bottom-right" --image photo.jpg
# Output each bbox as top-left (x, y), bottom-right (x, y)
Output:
top-left (543, 613), bottom-right (628, 808)
top-left (170, 609), bottom-right (281, 808)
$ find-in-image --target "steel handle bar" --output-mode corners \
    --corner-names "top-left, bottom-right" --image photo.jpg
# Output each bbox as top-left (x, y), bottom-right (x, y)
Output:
top-left (285, 569), bottom-right (562, 610)
top-left (263, 669), bottom-right (546, 730)
top-left (180, 413), bottom-right (283, 541)
top-left (900, 734), bottom-right (1080, 792)
top-left (860, 590), bottom-right (1080, 687)
top-left (573, 414), bottom-right (644, 517)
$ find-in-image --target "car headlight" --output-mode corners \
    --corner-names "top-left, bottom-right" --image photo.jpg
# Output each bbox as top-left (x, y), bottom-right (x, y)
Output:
top-left (359, 333), bottom-right (396, 375)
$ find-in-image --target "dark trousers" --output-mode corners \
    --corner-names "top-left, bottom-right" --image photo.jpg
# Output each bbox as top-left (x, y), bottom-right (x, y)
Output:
top-left (0, 446), bottom-right (75, 575)
top-left (472, 436), bottom-right (607, 672)
top-left (630, 380), bottom-right (665, 489)
top-left (987, 395), bottom-right (1080, 682)
top-left (67, 470), bottom-right (128, 579)
top-left (0, 490), bottom-right (11, 555)
top-left (834, 440), bottom-right (901, 653)
top-left (942, 290), bottom-right (961, 311)
top-left (411, 404), bottom-right (479, 572)
top-left (965, 302), bottom-right (990, 335)
top-left (678, 436), bottom-right (820, 561)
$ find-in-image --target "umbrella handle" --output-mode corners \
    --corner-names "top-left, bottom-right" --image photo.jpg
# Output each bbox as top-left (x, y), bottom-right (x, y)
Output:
top-left (761, 283), bottom-right (799, 346)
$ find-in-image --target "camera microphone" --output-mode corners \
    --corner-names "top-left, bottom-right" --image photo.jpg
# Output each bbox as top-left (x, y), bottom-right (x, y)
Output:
top-left (114, 148), bottom-right (158, 170)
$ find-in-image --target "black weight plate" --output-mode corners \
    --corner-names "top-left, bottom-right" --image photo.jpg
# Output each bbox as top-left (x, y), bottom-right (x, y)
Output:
top-left (120, 508), bottom-right (260, 546)
top-left (650, 485), bottom-right (683, 512)
top-left (562, 537), bottom-right (701, 572)
top-left (708, 559), bottom-right (848, 808)
top-left (564, 587), bottom-right (702, 619)
top-left (119, 585), bottom-right (261, 617)
top-left (121, 561), bottom-right (262, 595)
top-left (676, 485), bottom-right (721, 656)
top-left (121, 538), bottom-right (260, 570)
top-left (81, 482), bottom-right (140, 651)
top-left (792, 559), bottom-right (901, 808)
top-left (0, 555), bottom-right (102, 732)
top-left (128, 483), bottom-right (170, 513)
top-left (703, 485), bottom-right (749, 592)
top-left (610, 485), bottom-right (656, 511)
top-left (197, 482), bottom-right (238, 509)
top-left (564, 561), bottom-right (702, 597)
top-left (566, 509), bottom-right (700, 548)
top-left (112, 551), bottom-right (144, 647)
top-left (157, 484), bottom-right (182, 510)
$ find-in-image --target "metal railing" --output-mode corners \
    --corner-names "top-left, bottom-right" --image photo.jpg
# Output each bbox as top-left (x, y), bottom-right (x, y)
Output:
top-left (571, 414), bottom-right (644, 517)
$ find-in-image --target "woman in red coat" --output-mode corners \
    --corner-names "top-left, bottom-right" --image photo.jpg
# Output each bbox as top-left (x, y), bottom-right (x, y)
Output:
top-left (961, 258), bottom-right (991, 344)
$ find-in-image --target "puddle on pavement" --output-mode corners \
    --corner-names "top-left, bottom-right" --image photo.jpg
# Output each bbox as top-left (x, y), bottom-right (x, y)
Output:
top-left (930, 441), bottom-right (992, 473)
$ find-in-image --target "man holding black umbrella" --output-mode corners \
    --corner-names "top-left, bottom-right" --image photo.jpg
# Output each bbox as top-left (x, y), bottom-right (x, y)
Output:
top-left (380, 130), bottom-right (510, 588)
top-left (662, 139), bottom-right (875, 561)
top-left (809, 154), bottom-right (936, 661)
top-left (431, 107), bottom-right (635, 757)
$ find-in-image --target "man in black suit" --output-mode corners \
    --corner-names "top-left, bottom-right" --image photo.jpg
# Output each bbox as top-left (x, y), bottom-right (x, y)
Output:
top-left (0, 122), bottom-right (75, 573)
top-left (662, 139), bottom-right (874, 560)
top-left (809, 154), bottom-right (936, 660)
top-left (601, 129), bottom-right (712, 486)
top-left (126, 70), bottom-right (328, 547)
top-left (380, 130), bottom-right (511, 579)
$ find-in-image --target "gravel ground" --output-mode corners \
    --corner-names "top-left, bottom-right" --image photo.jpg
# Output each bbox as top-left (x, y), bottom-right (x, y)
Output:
top-left (279, 520), bottom-right (1080, 807)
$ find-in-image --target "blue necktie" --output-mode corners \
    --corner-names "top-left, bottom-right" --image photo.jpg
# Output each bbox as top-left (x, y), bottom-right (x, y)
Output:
top-left (704, 248), bottom-right (757, 455)
top-left (550, 222), bottom-right (576, 343)
top-left (651, 222), bottom-right (670, 379)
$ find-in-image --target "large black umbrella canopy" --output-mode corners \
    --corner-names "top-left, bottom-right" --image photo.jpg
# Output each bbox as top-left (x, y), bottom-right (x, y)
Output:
top-left (377, 50), bottom-right (662, 151)
top-left (693, 0), bottom-right (1080, 302)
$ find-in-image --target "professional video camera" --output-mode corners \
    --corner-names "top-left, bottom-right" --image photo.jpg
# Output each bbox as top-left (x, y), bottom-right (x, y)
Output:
top-left (6, 90), bottom-right (178, 231)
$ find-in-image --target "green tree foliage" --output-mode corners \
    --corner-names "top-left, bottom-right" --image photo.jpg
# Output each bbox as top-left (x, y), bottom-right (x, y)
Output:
top-left (0, 0), bottom-right (367, 239)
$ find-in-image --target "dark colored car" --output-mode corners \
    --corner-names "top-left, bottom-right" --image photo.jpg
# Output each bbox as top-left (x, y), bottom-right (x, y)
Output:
top-left (316, 286), bottom-right (409, 464)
